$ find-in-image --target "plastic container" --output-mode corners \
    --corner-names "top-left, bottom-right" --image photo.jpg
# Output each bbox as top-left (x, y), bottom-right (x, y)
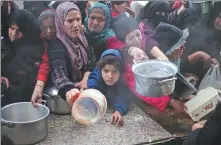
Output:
top-left (184, 87), bottom-right (221, 121)
top-left (72, 89), bottom-right (107, 125)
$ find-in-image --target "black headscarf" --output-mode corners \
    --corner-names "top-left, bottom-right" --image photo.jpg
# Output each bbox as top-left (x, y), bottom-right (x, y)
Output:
top-left (136, 1), bottom-right (172, 27)
top-left (1, 1), bottom-right (18, 39)
top-left (9, 9), bottom-right (41, 44)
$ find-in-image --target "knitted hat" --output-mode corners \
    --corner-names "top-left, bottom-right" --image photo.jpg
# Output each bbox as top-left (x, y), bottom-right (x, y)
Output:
top-left (154, 22), bottom-right (185, 53)
top-left (112, 13), bottom-right (139, 42)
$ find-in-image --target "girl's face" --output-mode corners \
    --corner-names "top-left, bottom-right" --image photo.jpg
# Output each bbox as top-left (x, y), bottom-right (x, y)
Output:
top-left (64, 9), bottom-right (82, 38)
top-left (101, 64), bottom-right (120, 86)
top-left (125, 29), bottom-right (142, 48)
top-left (214, 13), bottom-right (221, 30)
top-left (88, 8), bottom-right (105, 33)
top-left (8, 24), bottom-right (23, 42)
top-left (41, 17), bottom-right (56, 39)
top-left (112, 2), bottom-right (127, 14)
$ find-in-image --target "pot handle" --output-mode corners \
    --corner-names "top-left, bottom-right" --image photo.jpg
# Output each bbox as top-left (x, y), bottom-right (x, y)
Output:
top-left (158, 77), bottom-right (177, 84)
top-left (41, 100), bottom-right (47, 106)
top-left (217, 90), bottom-right (221, 102)
top-left (1, 121), bottom-right (16, 128)
top-left (133, 59), bottom-right (148, 64)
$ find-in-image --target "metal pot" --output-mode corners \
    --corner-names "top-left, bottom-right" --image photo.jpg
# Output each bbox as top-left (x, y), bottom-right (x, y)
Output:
top-left (132, 60), bottom-right (178, 97)
top-left (43, 86), bottom-right (71, 114)
top-left (1, 102), bottom-right (49, 145)
top-left (189, 1), bottom-right (213, 15)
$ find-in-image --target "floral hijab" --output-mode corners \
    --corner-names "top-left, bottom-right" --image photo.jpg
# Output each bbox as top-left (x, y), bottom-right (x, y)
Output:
top-left (84, 3), bottom-right (115, 45)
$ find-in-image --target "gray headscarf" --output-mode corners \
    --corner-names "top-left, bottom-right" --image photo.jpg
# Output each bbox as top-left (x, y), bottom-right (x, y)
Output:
top-left (56, 2), bottom-right (88, 80)
top-left (38, 9), bottom-right (56, 27)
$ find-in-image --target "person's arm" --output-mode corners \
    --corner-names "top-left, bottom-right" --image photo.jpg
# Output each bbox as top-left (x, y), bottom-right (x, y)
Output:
top-left (87, 68), bottom-right (102, 91)
top-left (188, 51), bottom-right (211, 64)
top-left (48, 37), bottom-right (75, 99)
top-left (125, 7), bottom-right (136, 18)
top-left (113, 83), bottom-right (130, 116)
top-left (150, 46), bottom-right (169, 61)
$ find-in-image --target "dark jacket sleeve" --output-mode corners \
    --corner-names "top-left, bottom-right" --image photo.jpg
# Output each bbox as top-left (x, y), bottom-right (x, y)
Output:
top-left (113, 81), bottom-right (131, 116)
top-left (196, 103), bottom-right (221, 145)
top-left (183, 103), bottom-right (221, 145)
top-left (48, 37), bottom-right (75, 99)
top-left (87, 68), bottom-right (103, 91)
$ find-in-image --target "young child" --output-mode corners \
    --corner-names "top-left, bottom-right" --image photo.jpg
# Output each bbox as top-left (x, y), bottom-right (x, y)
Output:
top-left (111, 1), bottom-right (135, 18)
top-left (154, 22), bottom-right (218, 73)
top-left (87, 49), bottom-right (131, 126)
top-left (154, 22), bottom-right (218, 102)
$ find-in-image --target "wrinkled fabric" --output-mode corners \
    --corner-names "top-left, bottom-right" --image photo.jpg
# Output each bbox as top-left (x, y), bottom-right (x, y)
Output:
top-left (56, 2), bottom-right (88, 81)
top-left (84, 3), bottom-right (115, 45)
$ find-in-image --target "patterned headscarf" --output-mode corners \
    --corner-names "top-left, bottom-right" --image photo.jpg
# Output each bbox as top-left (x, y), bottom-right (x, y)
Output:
top-left (84, 3), bottom-right (115, 45)
top-left (56, 2), bottom-right (88, 80)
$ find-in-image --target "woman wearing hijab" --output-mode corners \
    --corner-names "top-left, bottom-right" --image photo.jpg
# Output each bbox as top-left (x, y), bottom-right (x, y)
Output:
top-left (1, 1), bottom-right (19, 39)
top-left (84, 3), bottom-right (125, 61)
top-left (1, 9), bottom-right (44, 106)
top-left (48, 2), bottom-right (92, 100)
top-left (31, 9), bottom-right (57, 107)
top-left (134, 2), bottom-right (171, 61)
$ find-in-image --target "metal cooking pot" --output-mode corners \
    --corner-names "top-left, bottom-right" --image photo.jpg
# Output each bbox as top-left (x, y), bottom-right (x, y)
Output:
top-left (132, 60), bottom-right (178, 97)
top-left (1, 102), bottom-right (49, 145)
top-left (43, 86), bottom-right (71, 114)
top-left (189, 1), bottom-right (213, 15)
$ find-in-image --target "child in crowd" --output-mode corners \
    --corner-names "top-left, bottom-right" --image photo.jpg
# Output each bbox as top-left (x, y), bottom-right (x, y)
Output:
top-left (87, 49), bottom-right (131, 126)
top-left (154, 22), bottom-right (218, 78)
top-left (66, 49), bottom-right (131, 126)
top-left (111, 1), bottom-right (135, 18)
top-left (154, 22), bottom-right (218, 101)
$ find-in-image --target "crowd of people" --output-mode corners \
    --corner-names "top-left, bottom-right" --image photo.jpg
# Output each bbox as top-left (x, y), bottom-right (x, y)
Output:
top-left (1, 1), bottom-right (221, 144)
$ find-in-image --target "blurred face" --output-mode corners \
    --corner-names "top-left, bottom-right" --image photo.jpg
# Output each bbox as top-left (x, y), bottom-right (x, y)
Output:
top-left (125, 29), bottom-right (142, 48)
top-left (41, 17), bottom-right (56, 39)
top-left (112, 2), bottom-right (127, 13)
top-left (8, 24), bottom-right (23, 42)
top-left (101, 64), bottom-right (120, 86)
top-left (214, 13), bottom-right (221, 30)
top-left (88, 8), bottom-right (105, 33)
top-left (64, 9), bottom-right (82, 38)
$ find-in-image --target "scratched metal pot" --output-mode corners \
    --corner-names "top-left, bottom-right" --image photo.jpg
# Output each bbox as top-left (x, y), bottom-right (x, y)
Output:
top-left (43, 86), bottom-right (71, 115)
top-left (132, 60), bottom-right (178, 97)
top-left (1, 102), bottom-right (49, 145)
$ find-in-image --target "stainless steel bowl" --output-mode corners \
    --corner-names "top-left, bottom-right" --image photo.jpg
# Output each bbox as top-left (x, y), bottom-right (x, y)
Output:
top-left (1, 102), bottom-right (49, 145)
top-left (132, 60), bottom-right (178, 97)
top-left (43, 86), bottom-right (71, 115)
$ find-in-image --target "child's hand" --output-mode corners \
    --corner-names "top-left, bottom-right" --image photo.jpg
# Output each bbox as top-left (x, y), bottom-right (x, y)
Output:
top-left (111, 111), bottom-right (124, 126)
top-left (66, 88), bottom-right (80, 107)
top-left (125, 7), bottom-right (136, 18)
top-left (168, 47), bottom-right (183, 61)
top-left (192, 120), bottom-right (207, 131)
